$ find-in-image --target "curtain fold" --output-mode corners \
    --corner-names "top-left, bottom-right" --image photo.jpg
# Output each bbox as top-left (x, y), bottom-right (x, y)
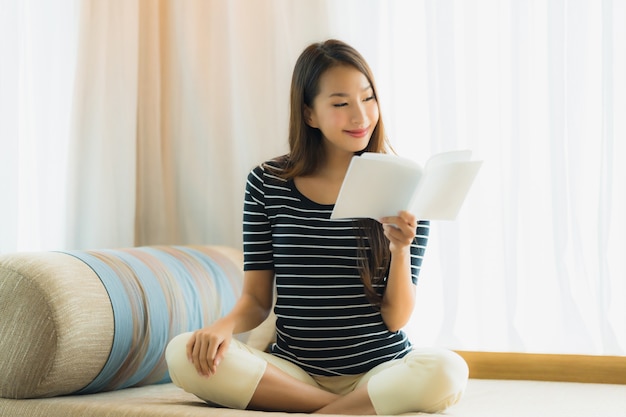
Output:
top-left (0, 0), bottom-right (79, 252)
top-left (66, 0), bottom-right (139, 249)
top-left (1, 0), bottom-right (624, 355)
top-left (135, 0), bottom-right (180, 246)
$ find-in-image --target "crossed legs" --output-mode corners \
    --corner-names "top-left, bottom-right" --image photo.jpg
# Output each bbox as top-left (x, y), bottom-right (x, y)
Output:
top-left (247, 362), bottom-right (375, 414)
top-left (165, 333), bottom-right (467, 415)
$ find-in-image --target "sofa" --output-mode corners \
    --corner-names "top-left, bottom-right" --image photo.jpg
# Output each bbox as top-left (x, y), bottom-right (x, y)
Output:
top-left (1, 245), bottom-right (624, 417)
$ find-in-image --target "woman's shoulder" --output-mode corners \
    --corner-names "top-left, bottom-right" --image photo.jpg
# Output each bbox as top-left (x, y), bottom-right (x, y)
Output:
top-left (248, 154), bottom-right (290, 183)
top-left (261, 154), bottom-right (289, 171)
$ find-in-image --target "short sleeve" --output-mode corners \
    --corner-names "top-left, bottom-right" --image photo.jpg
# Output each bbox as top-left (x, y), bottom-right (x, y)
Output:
top-left (243, 166), bottom-right (274, 270)
top-left (409, 220), bottom-right (430, 285)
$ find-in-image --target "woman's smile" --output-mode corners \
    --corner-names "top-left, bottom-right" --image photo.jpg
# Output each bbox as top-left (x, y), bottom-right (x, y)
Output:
top-left (344, 127), bottom-right (370, 138)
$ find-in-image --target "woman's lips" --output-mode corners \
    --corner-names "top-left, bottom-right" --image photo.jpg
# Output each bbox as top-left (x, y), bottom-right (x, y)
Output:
top-left (344, 127), bottom-right (369, 138)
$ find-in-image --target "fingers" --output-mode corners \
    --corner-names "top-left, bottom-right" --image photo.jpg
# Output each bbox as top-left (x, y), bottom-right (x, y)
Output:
top-left (379, 211), bottom-right (417, 248)
top-left (186, 330), bottom-right (226, 378)
top-left (213, 338), bottom-right (230, 370)
top-left (197, 334), bottom-right (212, 376)
top-left (380, 211), bottom-right (417, 235)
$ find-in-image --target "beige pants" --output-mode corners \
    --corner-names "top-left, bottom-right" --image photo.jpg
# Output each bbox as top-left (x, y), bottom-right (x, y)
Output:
top-left (165, 332), bottom-right (468, 415)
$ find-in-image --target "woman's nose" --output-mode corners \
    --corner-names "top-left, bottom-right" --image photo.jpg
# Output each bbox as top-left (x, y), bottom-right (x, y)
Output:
top-left (351, 103), bottom-right (367, 125)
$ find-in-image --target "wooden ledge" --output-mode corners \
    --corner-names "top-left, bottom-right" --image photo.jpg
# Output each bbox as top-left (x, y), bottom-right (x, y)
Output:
top-left (455, 351), bottom-right (626, 385)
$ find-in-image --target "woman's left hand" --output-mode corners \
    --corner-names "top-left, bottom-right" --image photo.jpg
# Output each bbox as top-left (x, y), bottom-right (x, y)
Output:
top-left (379, 211), bottom-right (417, 253)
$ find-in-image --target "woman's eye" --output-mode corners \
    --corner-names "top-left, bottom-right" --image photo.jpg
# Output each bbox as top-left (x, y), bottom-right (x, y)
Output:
top-left (364, 96), bottom-right (376, 102)
top-left (333, 103), bottom-right (348, 108)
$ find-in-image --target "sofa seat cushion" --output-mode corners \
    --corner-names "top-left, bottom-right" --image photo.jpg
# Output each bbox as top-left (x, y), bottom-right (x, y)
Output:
top-left (1, 379), bottom-right (625, 417)
top-left (0, 245), bottom-right (245, 399)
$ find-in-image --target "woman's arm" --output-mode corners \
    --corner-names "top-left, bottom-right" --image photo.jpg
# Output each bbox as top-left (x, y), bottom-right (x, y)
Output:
top-left (224, 269), bottom-right (275, 333)
top-left (186, 269), bottom-right (275, 376)
top-left (379, 211), bottom-right (418, 332)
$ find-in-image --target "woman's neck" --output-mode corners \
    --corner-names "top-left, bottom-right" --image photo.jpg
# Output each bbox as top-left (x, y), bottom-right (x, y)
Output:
top-left (316, 150), bottom-right (354, 181)
top-left (293, 150), bottom-right (355, 205)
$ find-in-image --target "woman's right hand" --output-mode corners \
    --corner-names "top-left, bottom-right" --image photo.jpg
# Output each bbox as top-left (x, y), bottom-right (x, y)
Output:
top-left (185, 269), bottom-right (275, 377)
top-left (185, 319), bottom-right (236, 377)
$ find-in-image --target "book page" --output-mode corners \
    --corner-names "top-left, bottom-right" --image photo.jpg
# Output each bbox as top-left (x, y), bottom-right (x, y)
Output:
top-left (330, 151), bottom-right (482, 221)
top-left (330, 153), bottom-right (423, 220)
top-left (410, 159), bottom-right (483, 220)
top-left (424, 149), bottom-right (473, 169)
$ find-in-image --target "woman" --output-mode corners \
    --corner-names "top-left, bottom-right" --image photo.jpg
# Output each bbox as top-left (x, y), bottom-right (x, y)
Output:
top-left (166, 39), bottom-right (468, 415)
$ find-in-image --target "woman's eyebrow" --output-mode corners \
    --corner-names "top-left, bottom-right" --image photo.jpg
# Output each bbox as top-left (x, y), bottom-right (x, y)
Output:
top-left (328, 85), bottom-right (373, 98)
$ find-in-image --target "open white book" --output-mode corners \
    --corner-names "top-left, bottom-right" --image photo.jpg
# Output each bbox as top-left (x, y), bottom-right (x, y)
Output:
top-left (330, 150), bottom-right (483, 221)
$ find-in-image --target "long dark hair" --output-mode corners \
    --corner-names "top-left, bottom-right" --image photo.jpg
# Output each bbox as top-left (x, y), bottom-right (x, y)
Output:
top-left (279, 39), bottom-right (393, 306)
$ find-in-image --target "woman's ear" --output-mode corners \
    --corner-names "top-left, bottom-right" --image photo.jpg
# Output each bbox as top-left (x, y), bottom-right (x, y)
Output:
top-left (304, 106), bottom-right (318, 128)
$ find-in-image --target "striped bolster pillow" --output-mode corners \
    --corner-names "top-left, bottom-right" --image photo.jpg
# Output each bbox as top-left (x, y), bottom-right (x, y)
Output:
top-left (0, 245), bottom-right (245, 399)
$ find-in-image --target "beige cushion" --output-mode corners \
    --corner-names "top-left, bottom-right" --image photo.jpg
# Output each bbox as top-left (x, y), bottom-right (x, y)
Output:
top-left (2, 379), bottom-right (626, 417)
top-left (0, 245), bottom-right (276, 400)
top-left (0, 252), bottom-right (113, 398)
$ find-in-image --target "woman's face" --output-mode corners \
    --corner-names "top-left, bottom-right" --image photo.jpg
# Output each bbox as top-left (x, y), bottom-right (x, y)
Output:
top-left (306, 65), bottom-right (380, 157)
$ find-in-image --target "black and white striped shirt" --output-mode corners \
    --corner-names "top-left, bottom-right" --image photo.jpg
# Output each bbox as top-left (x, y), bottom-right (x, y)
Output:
top-left (243, 157), bottom-right (429, 376)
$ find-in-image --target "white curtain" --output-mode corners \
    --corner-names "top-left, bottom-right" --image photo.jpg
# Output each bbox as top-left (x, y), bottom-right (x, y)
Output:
top-left (1, 0), bottom-right (624, 356)
top-left (0, 0), bottom-right (79, 251)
